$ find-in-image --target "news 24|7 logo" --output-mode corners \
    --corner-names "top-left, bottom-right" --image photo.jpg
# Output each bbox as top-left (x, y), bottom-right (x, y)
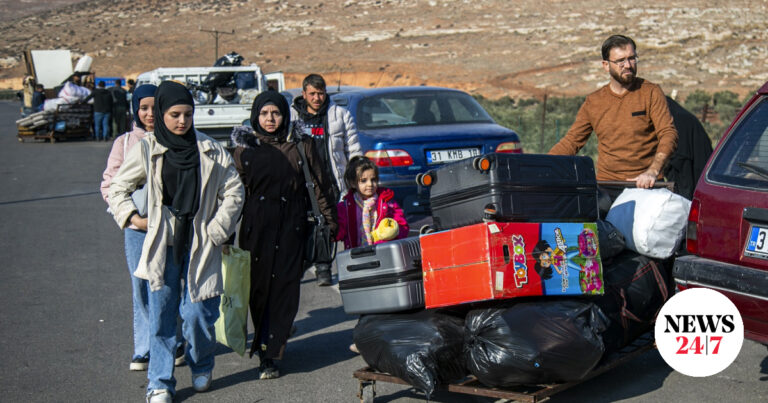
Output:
top-left (654, 288), bottom-right (744, 377)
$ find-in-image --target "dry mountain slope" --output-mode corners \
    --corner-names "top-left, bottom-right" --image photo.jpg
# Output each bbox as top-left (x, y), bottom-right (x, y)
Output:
top-left (0, 0), bottom-right (766, 99)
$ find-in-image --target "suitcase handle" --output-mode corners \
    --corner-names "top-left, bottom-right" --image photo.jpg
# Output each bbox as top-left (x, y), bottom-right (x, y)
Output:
top-left (350, 245), bottom-right (376, 258)
top-left (597, 180), bottom-right (675, 192)
top-left (347, 261), bottom-right (381, 271)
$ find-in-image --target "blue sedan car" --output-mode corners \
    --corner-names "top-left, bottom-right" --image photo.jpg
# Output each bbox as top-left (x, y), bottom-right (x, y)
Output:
top-left (330, 87), bottom-right (522, 216)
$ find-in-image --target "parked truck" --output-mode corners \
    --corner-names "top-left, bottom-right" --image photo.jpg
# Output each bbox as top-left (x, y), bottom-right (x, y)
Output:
top-left (135, 65), bottom-right (285, 147)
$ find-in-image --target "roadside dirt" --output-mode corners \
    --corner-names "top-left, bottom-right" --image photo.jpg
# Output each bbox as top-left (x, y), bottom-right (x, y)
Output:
top-left (1, 0), bottom-right (766, 100)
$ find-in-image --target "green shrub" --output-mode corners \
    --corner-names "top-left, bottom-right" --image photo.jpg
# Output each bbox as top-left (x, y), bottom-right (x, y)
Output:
top-left (476, 95), bottom-right (595, 160)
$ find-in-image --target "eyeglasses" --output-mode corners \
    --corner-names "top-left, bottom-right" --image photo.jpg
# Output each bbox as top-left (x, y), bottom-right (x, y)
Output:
top-left (607, 55), bottom-right (638, 67)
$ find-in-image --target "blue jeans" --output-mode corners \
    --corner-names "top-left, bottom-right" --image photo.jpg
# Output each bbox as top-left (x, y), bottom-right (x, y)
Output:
top-left (124, 228), bottom-right (150, 360)
top-left (94, 112), bottom-right (111, 140)
top-left (147, 247), bottom-right (220, 396)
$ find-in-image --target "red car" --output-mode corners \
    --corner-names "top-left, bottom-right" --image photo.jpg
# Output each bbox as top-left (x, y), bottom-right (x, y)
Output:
top-left (674, 80), bottom-right (768, 346)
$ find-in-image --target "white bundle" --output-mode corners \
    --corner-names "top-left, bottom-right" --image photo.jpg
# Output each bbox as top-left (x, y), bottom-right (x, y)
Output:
top-left (606, 188), bottom-right (692, 259)
top-left (43, 97), bottom-right (67, 112)
top-left (57, 81), bottom-right (91, 103)
top-left (239, 89), bottom-right (260, 105)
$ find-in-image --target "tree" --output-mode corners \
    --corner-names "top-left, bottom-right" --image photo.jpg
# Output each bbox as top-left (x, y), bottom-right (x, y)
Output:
top-left (683, 90), bottom-right (711, 116)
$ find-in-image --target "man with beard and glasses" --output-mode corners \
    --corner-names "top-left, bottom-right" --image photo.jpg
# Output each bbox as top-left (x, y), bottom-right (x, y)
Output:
top-left (291, 74), bottom-right (361, 286)
top-left (549, 35), bottom-right (678, 193)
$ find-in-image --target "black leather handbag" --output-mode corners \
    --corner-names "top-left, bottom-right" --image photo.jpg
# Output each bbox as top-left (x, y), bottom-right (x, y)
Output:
top-left (296, 138), bottom-right (336, 264)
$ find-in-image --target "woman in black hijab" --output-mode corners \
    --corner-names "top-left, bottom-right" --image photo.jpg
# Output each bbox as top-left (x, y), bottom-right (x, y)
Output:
top-left (153, 81), bottom-right (201, 266)
top-left (108, 81), bottom-right (244, 403)
top-left (230, 91), bottom-right (337, 379)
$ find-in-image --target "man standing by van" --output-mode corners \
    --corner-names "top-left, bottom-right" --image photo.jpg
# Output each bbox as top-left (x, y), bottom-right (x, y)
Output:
top-left (92, 81), bottom-right (113, 141)
top-left (110, 79), bottom-right (129, 136)
top-left (291, 74), bottom-right (362, 286)
top-left (549, 35), bottom-right (678, 191)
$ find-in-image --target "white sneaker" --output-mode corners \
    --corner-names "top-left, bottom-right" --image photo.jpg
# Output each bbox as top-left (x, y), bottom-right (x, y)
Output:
top-left (192, 372), bottom-right (212, 392)
top-left (146, 389), bottom-right (172, 403)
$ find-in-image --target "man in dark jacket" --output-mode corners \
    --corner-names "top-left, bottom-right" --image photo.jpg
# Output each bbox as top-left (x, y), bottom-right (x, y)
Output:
top-left (109, 79), bottom-right (129, 136)
top-left (290, 74), bottom-right (361, 286)
top-left (663, 96), bottom-right (714, 199)
top-left (92, 81), bottom-right (113, 141)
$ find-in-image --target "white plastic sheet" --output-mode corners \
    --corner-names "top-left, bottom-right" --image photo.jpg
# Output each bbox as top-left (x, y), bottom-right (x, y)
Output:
top-left (606, 188), bottom-right (692, 259)
top-left (57, 82), bottom-right (91, 103)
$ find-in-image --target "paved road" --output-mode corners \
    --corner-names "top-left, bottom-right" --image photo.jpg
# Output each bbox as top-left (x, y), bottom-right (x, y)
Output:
top-left (1, 100), bottom-right (766, 402)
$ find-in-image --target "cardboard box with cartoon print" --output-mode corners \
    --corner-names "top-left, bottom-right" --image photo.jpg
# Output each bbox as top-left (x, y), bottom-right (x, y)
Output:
top-left (420, 222), bottom-right (603, 309)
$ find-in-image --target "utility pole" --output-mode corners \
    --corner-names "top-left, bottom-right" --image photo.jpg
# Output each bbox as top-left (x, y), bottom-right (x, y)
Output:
top-left (199, 27), bottom-right (234, 62)
top-left (539, 92), bottom-right (548, 153)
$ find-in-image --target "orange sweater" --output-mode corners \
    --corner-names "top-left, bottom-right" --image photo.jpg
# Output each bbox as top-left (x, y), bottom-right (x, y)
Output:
top-left (549, 78), bottom-right (678, 181)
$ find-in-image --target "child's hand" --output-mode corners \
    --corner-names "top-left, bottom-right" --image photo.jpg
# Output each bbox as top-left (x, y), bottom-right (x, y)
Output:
top-left (372, 218), bottom-right (399, 242)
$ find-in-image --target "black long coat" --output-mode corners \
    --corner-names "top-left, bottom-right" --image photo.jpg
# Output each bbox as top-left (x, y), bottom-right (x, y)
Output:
top-left (663, 97), bottom-right (714, 199)
top-left (232, 127), bottom-right (337, 359)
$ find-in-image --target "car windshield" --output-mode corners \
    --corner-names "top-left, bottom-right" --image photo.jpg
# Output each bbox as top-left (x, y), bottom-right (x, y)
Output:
top-left (355, 91), bottom-right (494, 129)
top-left (708, 97), bottom-right (768, 190)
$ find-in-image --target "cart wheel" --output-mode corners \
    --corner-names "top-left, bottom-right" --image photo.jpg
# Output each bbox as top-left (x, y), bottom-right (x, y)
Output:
top-left (358, 381), bottom-right (376, 403)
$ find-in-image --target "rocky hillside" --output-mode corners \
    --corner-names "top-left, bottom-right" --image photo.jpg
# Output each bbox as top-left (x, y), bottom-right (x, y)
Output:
top-left (1, 0), bottom-right (766, 99)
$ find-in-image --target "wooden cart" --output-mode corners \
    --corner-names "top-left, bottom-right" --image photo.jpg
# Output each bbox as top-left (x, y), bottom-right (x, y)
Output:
top-left (17, 125), bottom-right (49, 142)
top-left (353, 331), bottom-right (656, 402)
top-left (17, 103), bottom-right (93, 143)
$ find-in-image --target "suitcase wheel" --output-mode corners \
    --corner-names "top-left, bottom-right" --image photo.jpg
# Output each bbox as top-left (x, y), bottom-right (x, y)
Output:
top-left (473, 156), bottom-right (492, 172)
top-left (483, 204), bottom-right (498, 221)
top-left (415, 171), bottom-right (435, 187)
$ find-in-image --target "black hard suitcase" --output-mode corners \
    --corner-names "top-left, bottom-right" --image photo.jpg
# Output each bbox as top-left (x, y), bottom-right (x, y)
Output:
top-left (427, 153), bottom-right (598, 230)
top-left (337, 237), bottom-right (424, 315)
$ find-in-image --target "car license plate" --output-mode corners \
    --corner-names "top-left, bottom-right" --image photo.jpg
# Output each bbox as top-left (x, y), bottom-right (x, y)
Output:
top-left (745, 225), bottom-right (768, 257)
top-left (427, 148), bottom-right (481, 164)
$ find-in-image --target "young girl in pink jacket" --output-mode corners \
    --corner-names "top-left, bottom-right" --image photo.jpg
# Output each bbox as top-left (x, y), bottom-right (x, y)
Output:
top-left (336, 156), bottom-right (410, 353)
top-left (336, 156), bottom-right (409, 249)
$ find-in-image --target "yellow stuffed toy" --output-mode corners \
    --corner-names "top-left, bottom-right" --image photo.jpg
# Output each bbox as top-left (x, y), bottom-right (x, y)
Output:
top-left (372, 217), bottom-right (399, 242)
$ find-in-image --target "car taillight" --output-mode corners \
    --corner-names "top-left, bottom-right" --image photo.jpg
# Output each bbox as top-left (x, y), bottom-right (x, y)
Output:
top-left (365, 149), bottom-right (413, 167)
top-left (495, 141), bottom-right (523, 153)
top-left (686, 198), bottom-right (700, 254)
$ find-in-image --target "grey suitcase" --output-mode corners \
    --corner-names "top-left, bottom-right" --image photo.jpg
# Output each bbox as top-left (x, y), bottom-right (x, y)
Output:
top-left (337, 237), bottom-right (424, 315)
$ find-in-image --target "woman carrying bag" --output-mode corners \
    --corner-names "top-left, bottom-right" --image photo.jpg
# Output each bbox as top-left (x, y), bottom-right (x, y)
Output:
top-left (109, 81), bottom-right (244, 403)
top-left (230, 91), bottom-right (337, 379)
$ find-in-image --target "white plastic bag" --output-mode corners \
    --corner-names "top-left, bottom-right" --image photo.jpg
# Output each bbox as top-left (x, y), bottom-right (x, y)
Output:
top-left (43, 97), bottom-right (66, 112)
top-left (74, 55), bottom-right (93, 72)
top-left (605, 188), bottom-right (691, 259)
top-left (57, 82), bottom-right (91, 103)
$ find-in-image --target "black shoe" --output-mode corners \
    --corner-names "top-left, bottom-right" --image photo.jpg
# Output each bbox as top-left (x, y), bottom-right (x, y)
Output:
top-left (258, 358), bottom-right (279, 379)
top-left (316, 269), bottom-right (332, 286)
top-left (130, 356), bottom-right (149, 371)
top-left (174, 345), bottom-right (185, 367)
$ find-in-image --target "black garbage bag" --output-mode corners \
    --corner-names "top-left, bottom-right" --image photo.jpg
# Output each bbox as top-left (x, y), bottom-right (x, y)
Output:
top-left (464, 300), bottom-right (606, 387)
top-left (597, 219), bottom-right (625, 260)
top-left (203, 52), bottom-right (244, 90)
top-left (353, 310), bottom-right (466, 398)
top-left (594, 250), bottom-right (670, 353)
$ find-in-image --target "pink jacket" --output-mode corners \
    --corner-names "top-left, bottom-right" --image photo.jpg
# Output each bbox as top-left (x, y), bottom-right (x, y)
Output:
top-left (101, 127), bottom-right (147, 230)
top-left (336, 187), bottom-right (409, 249)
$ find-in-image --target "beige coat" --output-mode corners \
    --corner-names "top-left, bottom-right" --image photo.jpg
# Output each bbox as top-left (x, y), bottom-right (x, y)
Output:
top-left (108, 130), bottom-right (244, 302)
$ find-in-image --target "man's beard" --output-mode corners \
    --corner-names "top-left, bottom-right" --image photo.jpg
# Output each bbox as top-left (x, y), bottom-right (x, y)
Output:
top-left (610, 65), bottom-right (636, 85)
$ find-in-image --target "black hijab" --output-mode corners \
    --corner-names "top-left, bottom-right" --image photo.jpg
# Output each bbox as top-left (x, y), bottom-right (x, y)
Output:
top-left (249, 90), bottom-right (291, 138)
top-left (153, 81), bottom-right (200, 265)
